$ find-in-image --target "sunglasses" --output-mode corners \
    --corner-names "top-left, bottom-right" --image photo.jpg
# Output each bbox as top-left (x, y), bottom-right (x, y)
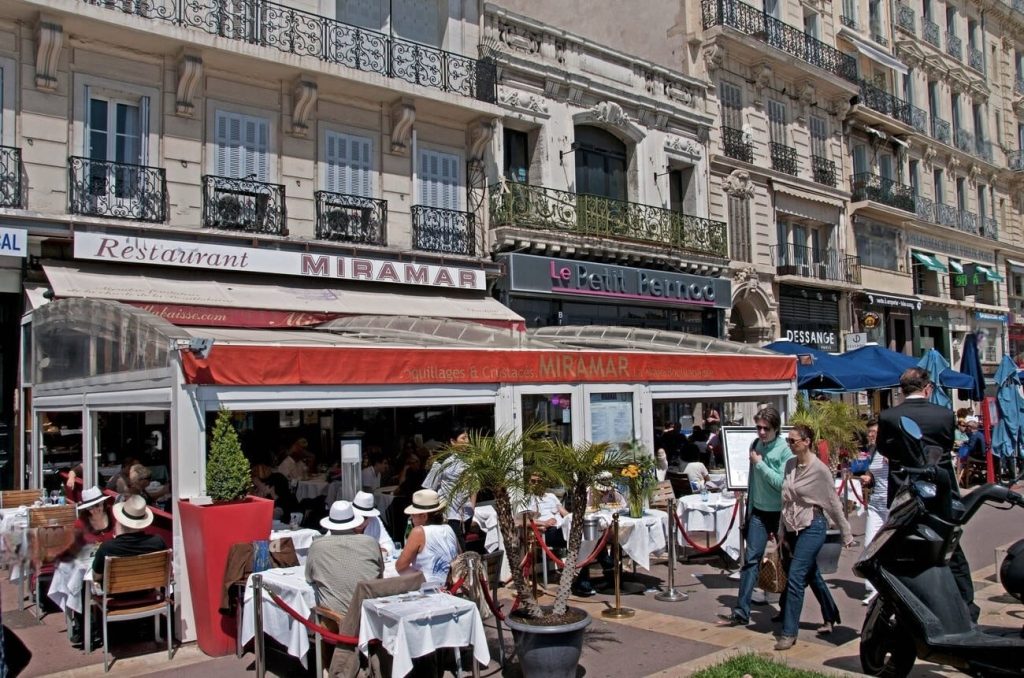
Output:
top-left (755, 425), bottom-right (772, 431)
top-left (786, 437), bottom-right (805, 445)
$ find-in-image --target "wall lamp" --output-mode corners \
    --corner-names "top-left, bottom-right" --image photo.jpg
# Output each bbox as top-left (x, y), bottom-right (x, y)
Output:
top-left (559, 142), bottom-right (580, 164)
top-left (654, 168), bottom-right (673, 183)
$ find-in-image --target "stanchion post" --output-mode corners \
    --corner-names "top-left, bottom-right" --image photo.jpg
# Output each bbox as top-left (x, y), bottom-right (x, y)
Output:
top-left (842, 469), bottom-right (851, 518)
top-left (523, 513), bottom-right (538, 599)
top-left (655, 498), bottom-right (688, 602)
top-left (729, 491), bottom-right (746, 581)
top-left (253, 574), bottom-right (265, 678)
top-left (602, 513), bottom-right (634, 618)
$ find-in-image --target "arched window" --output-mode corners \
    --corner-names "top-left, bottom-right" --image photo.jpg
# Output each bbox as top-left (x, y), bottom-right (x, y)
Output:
top-left (573, 125), bottom-right (627, 201)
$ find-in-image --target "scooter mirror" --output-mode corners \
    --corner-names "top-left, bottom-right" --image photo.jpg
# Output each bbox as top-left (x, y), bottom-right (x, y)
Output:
top-left (923, 445), bottom-right (944, 465)
top-left (900, 416), bottom-right (923, 440)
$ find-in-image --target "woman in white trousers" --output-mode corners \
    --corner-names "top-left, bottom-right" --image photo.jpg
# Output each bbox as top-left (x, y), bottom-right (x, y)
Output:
top-left (858, 418), bottom-right (888, 605)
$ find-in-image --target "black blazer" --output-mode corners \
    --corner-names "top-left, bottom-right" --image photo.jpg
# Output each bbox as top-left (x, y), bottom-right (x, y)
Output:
top-left (877, 397), bottom-right (959, 506)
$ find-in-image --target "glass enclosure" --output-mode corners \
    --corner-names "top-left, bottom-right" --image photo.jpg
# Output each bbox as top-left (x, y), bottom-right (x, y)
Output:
top-left (39, 410), bottom-right (82, 497)
top-left (521, 393), bottom-right (572, 443)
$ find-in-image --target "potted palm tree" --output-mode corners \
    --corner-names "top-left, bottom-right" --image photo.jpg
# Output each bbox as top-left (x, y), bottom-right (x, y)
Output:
top-left (789, 396), bottom-right (865, 471)
top-left (434, 428), bottom-right (629, 677)
top-left (178, 408), bottom-right (273, 656)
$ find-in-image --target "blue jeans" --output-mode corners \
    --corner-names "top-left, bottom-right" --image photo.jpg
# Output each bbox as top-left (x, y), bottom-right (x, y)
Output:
top-left (733, 509), bottom-right (780, 622)
top-left (780, 514), bottom-right (840, 637)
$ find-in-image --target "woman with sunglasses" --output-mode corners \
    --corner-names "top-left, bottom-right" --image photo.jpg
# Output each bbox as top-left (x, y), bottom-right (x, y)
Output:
top-left (719, 406), bottom-right (791, 626)
top-left (774, 423), bottom-right (854, 651)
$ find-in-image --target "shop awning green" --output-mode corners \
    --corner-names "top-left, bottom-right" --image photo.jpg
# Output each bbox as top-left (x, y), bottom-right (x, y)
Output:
top-left (911, 251), bottom-right (947, 272)
top-left (948, 260), bottom-right (964, 274)
top-left (975, 265), bottom-right (1005, 282)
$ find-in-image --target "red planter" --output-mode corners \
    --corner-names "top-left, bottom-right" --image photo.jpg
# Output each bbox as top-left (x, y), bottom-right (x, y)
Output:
top-left (178, 496), bottom-right (273, 657)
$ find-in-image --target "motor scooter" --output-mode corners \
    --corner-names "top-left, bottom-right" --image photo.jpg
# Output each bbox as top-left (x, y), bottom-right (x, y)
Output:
top-left (855, 416), bottom-right (1024, 678)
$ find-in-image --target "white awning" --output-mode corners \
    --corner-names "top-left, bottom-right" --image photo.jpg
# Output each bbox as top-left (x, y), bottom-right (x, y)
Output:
top-left (43, 262), bottom-right (524, 326)
top-left (1006, 259), bottom-right (1024, 274)
top-left (842, 31), bottom-right (909, 75)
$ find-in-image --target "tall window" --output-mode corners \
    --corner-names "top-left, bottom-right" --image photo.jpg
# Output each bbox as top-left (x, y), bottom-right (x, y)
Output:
top-left (956, 177), bottom-right (966, 211)
top-left (878, 153), bottom-right (894, 180)
top-left (669, 167), bottom-right (696, 214)
top-left (324, 131), bottom-right (373, 197)
top-left (853, 144), bottom-right (868, 174)
top-left (868, 0), bottom-right (882, 38)
top-left (86, 92), bottom-right (147, 201)
top-left (909, 159), bottom-right (920, 196)
top-left (933, 169), bottom-right (944, 203)
top-left (973, 103), bottom-right (985, 141)
top-left (928, 81), bottom-right (939, 119)
top-left (573, 126), bottom-right (627, 201)
top-left (803, 10), bottom-right (819, 38)
top-left (946, 6), bottom-right (957, 36)
top-left (418, 148), bottom-right (461, 210)
top-left (809, 116), bottom-right (828, 158)
top-left (719, 81), bottom-right (743, 130)
top-left (214, 110), bottom-right (269, 180)
top-left (951, 92), bottom-right (962, 130)
top-left (727, 195), bottom-right (751, 262)
top-left (504, 129), bottom-right (530, 183)
top-left (764, 0), bottom-right (780, 19)
top-left (767, 99), bottom-right (787, 145)
top-left (978, 185), bottom-right (988, 221)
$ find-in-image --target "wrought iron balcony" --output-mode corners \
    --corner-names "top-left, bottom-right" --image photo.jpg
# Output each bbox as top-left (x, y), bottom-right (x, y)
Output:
top-left (700, 0), bottom-right (858, 82)
top-left (1009, 149), bottom-right (1024, 171)
top-left (721, 126), bottom-right (753, 163)
top-left (79, 0), bottom-right (497, 104)
top-left (489, 183), bottom-right (728, 258)
top-left (858, 80), bottom-right (912, 126)
top-left (968, 46), bottom-right (984, 72)
top-left (771, 244), bottom-right (861, 285)
top-left (1016, 78), bottom-right (1024, 96)
top-left (896, 3), bottom-right (916, 34)
top-left (202, 174), bottom-right (286, 235)
top-left (911, 107), bottom-right (929, 134)
top-left (975, 139), bottom-right (993, 163)
top-left (915, 194), bottom-right (934, 223)
top-left (412, 205), bottom-right (475, 256)
top-left (954, 128), bottom-right (974, 153)
top-left (68, 157), bottom-right (166, 222)
top-left (934, 202), bottom-right (959, 229)
top-left (0, 146), bottom-right (21, 208)
top-left (923, 19), bottom-right (941, 48)
top-left (959, 210), bottom-right (978, 235)
top-left (314, 191), bottom-right (386, 245)
top-left (982, 216), bottom-right (998, 240)
top-left (946, 33), bottom-right (962, 60)
top-left (770, 142), bottom-right (798, 175)
top-left (841, 15), bottom-right (858, 30)
top-left (811, 156), bottom-right (836, 187)
top-left (871, 31), bottom-right (889, 47)
top-left (931, 117), bottom-right (951, 145)
top-left (851, 172), bottom-right (915, 212)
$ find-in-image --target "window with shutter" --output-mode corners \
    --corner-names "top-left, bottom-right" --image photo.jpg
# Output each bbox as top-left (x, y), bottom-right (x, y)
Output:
top-left (809, 116), bottom-right (828, 158)
top-left (324, 130), bottom-right (373, 197)
top-left (418, 148), bottom-right (461, 210)
top-left (215, 110), bottom-right (270, 181)
top-left (719, 81), bottom-right (743, 129)
top-left (767, 100), bottom-right (787, 145)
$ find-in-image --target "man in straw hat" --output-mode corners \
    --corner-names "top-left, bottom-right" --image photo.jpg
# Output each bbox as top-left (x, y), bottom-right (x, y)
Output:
top-left (305, 500), bottom-right (383, 616)
top-left (91, 494), bottom-right (165, 579)
top-left (352, 491), bottom-right (396, 560)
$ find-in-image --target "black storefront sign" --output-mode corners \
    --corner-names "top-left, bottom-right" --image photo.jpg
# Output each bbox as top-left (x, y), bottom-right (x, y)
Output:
top-left (779, 285), bottom-right (840, 352)
top-left (860, 291), bottom-right (922, 311)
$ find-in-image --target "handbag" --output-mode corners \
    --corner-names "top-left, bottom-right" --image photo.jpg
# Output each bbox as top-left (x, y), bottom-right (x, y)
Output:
top-left (757, 540), bottom-right (787, 594)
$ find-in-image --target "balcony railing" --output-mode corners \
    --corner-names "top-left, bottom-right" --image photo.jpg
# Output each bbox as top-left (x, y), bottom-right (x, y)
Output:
top-left (858, 80), bottom-right (912, 126)
top-left (411, 205), bottom-right (475, 255)
top-left (871, 30), bottom-right (888, 47)
top-left (982, 216), bottom-right (998, 240)
top-left (975, 138), bottom-right (993, 163)
top-left (954, 128), bottom-right (974, 153)
top-left (811, 156), bottom-right (836, 187)
top-left (0, 146), bottom-right (21, 208)
top-left (489, 183), bottom-right (728, 258)
top-left (1009, 149), bottom-right (1024, 171)
top-left (934, 202), bottom-right (959, 229)
top-left (771, 244), bottom-right (861, 285)
top-left (841, 15), bottom-right (858, 29)
top-left (923, 19), bottom-right (941, 48)
top-left (960, 210), bottom-right (978, 235)
top-left (931, 117), bottom-right (951, 145)
top-left (770, 142), bottom-right (798, 175)
top-left (896, 3), bottom-right (916, 34)
top-left (915, 194), bottom-right (934, 223)
top-left (701, 0), bottom-right (858, 82)
top-left (911, 107), bottom-right (929, 134)
top-left (946, 33), bottom-right (962, 59)
top-left (79, 0), bottom-right (497, 104)
top-left (68, 157), bottom-right (166, 222)
top-left (202, 174), bottom-right (286, 234)
top-left (851, 172), bottom-right (915, 212)
top-left (314, 191), bottom-right (387, 245)
top-left (722, 126), bottom-right (753, 162)
top-left (918, 196), bottom-right (997, 240)
top-left (968, 46), bottom-right (984, 72)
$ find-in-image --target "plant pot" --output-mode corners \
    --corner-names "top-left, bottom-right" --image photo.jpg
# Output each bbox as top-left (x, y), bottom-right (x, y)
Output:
top-left (178, 496), bottom-right (273, 656)
top-left (505, 608), bottom-right (591, 678)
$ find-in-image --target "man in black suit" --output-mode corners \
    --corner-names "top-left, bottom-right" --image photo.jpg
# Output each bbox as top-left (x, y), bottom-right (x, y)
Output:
top-left (877, 367), bottom-right (977, 619)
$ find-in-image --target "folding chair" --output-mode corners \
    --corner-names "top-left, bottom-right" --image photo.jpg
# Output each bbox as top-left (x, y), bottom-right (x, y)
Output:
top-left (0, 489), bottom-right (43, 509)
top-left (88, 549), bottom-right (174, 672)
top-left (27, 504), bottom-right (76, 619)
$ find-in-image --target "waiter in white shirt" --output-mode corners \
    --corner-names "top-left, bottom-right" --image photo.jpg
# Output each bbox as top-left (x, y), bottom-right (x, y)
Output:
top-left (352, 490), bottom-right (396, 559)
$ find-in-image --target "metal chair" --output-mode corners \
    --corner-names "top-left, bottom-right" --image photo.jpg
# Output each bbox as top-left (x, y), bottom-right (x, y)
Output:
top-left (88, 549), bottom-right (174, 672)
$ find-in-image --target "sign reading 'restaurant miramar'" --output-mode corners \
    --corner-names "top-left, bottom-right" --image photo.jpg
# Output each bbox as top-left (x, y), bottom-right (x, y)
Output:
top-left (74, 232), bottom-right (486, 290)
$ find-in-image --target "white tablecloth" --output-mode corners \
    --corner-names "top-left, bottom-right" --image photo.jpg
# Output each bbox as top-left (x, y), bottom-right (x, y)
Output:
top-left (295, 476), bottom-right (329, 502)
top-left (359, 592), bottom-right (489, 678)
top-left (471, 505), bottom-right (501, 554)
top-left (270, 528), bottom-right (321, 565)
top-left (373, 486), bottom-right (398, 517)
top-left (241, 566), bottom-right (317, 666)
top-left (677, 493), bottom-right (740, 560)
top-left (0, 508), bottom-right (29, 581)
top-left (836, 477), bottom-right (866, 516)
top-left (48, 547), bottom-right (99, 614)
top-left (561, 509), bottom-right (667, 572)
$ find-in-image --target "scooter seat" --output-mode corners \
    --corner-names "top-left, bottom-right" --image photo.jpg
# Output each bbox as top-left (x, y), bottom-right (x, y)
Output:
top-left (928, 627), bottom-right (1024, 650)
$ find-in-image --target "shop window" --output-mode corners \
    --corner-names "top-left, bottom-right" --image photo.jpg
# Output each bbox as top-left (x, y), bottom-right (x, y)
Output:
top-left (95, 411), bottom-right (172, 513)
top-left (1012, 273), bottom-right (1024, 297)
top-left (522, 393), bottom-right (571, 444)
top-left (39, 411), bottom-right (82, 497)
top-left (589, 392), bottom-right (634, 451)
top-left (913, 262), bottom-right (941, 297)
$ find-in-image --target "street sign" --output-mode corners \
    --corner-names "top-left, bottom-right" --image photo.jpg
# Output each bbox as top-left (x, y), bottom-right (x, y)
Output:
top-left (845, 332), bottom-right (868, 350)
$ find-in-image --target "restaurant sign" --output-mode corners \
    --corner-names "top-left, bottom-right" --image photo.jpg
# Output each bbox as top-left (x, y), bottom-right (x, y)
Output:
top-left (74, 232), bottom-right (486, 290)
top-left (861, 291), bottom-right (921, 311)
top-left (0, 227), bottom-right (27, 258)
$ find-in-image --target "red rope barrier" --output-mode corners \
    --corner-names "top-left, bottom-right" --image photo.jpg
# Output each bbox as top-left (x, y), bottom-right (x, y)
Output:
top-left (528, 520), bottom-right (611, 570)
top-left (444, 576), bottom-right (466, 596)
top-left (265, 589), bottom-right (360, 646)
top-left (478, 576), bottom-right (506, 622)
top-left (673, 501), bottom-right (740, 554)
top-left (835, 476), bottom-right (868, 507)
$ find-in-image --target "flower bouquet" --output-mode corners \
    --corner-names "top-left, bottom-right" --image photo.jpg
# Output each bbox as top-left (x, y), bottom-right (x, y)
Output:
top-left (619, 442), bottom-right (657, 519)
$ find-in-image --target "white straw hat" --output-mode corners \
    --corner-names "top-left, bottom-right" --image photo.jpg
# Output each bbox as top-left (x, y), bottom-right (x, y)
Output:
top-left (351, 491), bottom-right (380, 517)
top-left (320, 500), bottom-right (365, 531)
top-left (77, 486), bottom-right (111, 511)
top-left (112, 495), bottom-right (154, 529)
top-left (404, 489), bottom-right (445, 515)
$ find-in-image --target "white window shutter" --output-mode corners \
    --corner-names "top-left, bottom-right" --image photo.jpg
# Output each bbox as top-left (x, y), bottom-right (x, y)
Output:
top-left (255, 117), bottom-right (269, 182)
top-left (356, 137), bottom-right (372, 198)
top-left (214, 110), bottom-right (231, 176)
top-left (418, 148), bottom-right (432, 206)
top-left (138, 96), bottom-right (150, 165)
top-left (325, 131), bottom-right (338, 192)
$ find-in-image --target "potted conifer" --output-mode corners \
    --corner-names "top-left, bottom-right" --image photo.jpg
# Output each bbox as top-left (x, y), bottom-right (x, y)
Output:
top-left (178, 408), bottom-right (273, 656)
top-left (435, 428), bottom-right (629, 677)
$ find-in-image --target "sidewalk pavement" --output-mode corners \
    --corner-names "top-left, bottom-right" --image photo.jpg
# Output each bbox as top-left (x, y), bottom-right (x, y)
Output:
top-left (5, 494), bottom-right (1022, 677)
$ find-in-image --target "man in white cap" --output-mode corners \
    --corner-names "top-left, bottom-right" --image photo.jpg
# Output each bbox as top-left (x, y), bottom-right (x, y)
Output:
top-left (305, 500), bottom-right (383, 616)
top-left (351, 491), bottom-right (396, 560)
top-left (91, 495), bottom-right (166, 579)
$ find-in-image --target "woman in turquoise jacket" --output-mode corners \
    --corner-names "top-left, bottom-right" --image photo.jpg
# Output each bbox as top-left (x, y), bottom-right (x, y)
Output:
top-left (719, 406), bottom-right (792, 626)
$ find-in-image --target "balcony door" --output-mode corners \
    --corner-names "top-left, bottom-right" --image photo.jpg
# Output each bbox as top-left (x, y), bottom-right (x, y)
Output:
top-left (573, 125), bottom-right (626, 202)
top-left (214, 110), bottom-right (269, 181)
top-left (325, 131), bottom-right (373, 198)
top-left (86, 93), bottom-right (146, 206)
top-left (418, 148), bottom-right (461, 210)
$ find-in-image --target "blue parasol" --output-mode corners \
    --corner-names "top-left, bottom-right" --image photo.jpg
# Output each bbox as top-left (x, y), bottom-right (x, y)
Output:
top-left (917, 349), bottom-right (953, 409)
top-left (957, 332), bottom-right (987, 402)
top-left (991, 356), bottom-right (1024, 460)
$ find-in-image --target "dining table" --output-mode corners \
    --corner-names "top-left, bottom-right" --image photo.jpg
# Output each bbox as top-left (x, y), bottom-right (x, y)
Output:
top-left (294, 475), bottom-right (329, 503)
top-left (676, 492), bottom-right (740, 560)
top-left (561, 508), bottom-right (668, 572)
top-left (269, 525), bottom-right (321, 564)
top-left (0, 507), bottom-right (30, 581)
top-left (47, 544), bottom-right (100, 615)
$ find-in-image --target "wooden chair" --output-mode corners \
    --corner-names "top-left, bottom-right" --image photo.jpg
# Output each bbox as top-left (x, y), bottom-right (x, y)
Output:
top-left (0, 489), bottom-right (43, 509)
top-left (650, 480), bottom-right (677, 510)
top-left (26, 504), bottom-right (76, 619)
top-left (88, 549), bottom-right (174, 672)
top-left (480, 549), bottom-right (506, 667)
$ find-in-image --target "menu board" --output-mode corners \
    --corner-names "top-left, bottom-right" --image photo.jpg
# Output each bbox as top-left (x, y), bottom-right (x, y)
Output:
top-left (590, 399), bottom-right (634, 446)
top-left (721, 426), bottom-right (791, 491)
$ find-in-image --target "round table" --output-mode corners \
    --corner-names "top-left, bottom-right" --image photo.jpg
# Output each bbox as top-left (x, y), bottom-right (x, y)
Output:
top-left (676, 492), bottom-right (740, 560)
top-left (561, 509), bottom-right (667, 572)
top-left (295, 476), bottom-right (329, 502)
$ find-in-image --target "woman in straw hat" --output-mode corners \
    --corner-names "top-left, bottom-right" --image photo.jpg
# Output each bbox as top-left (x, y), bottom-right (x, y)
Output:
top-left (395, 489), bottom-right (459, 585)
top-left (74, 486), bottom-right (115, 545)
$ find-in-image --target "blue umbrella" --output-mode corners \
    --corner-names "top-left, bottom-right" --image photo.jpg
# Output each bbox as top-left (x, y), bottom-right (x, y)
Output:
top-left (992, 356), bottom-right (1024, 460)
top-left (957, 332), bottom-right (986, 402)
top-left (917, 349), bottom-right (953, 409)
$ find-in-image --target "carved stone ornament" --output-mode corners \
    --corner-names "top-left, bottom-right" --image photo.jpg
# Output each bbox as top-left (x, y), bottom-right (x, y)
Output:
top-left (666, 136), bottom-right (701, 156)
top-left (733, 265), bottom-right (760, 287)
top-left (498, 88), bottom-right (548, 115)
top-left (967, 163), bottom-right (981, 186)
top-left (923, 145), bottom-right (937, 167)
top-left (498, 20), bottom-right (540, 54)
top-left (703, 44), bottom-right (724, 75)
top-left (592, 101), bottom-right (629, 127)
top-left (832, 97), bottom-right (851, 119)
top-left (665, 84), bottom-right (693, 106)
top-left (175, 53), bottom-right (203, 118)
top-left (946, 154), bottom-right (961, 172)
top-left (467, 118), bottom-right (496, 162)
top-left (753, 64), bottom-right (772, 107)
top-left (389, 99), bottom-right (416, 155)
top-left (290, 79), bottom-right (317, 138)
top-left (35, 20), bottom-right (63, 91)
top-left (723, 169), bottom-right (756, 199)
